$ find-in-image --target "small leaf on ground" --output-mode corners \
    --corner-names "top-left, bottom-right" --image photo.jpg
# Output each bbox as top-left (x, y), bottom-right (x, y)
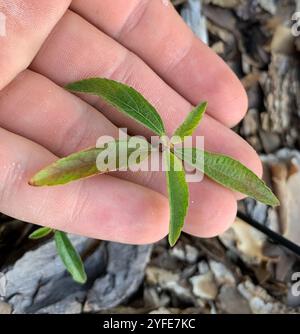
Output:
top-left (54, 231), bottom-right (87, 284)
top-left (174, 148), bottom-right (279, 207)
top-left (174, 102), bottom-right (207, 141)
top-left (66, 78), bottom-right (166, 136)
top-left (29, 140), bottom-right (150, 186)
top-left (164, 149), bottom-right (189, 247)
top-left (29, 227), bottom-right (53, 240)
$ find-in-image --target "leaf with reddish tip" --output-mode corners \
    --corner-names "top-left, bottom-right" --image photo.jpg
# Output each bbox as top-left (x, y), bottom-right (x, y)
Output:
top-left (29, 140), bottom-right (150, 186)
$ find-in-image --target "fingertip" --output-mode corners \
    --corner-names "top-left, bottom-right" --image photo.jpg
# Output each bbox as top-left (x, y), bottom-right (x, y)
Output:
top-left (209, 65), bottom-right (249, 128)
top-left (229, 78), bottom-right (249, 126)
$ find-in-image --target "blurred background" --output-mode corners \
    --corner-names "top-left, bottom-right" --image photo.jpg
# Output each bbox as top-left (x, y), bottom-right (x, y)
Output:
top-left (1, 0), bottom-right (300, 314)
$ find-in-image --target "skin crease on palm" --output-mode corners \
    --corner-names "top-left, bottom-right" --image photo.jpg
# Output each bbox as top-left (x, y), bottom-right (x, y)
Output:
top-left (0, 0), bottom-right (263, 244)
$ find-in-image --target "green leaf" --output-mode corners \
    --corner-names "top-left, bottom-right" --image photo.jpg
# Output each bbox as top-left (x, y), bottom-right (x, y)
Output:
top-left (29, 140), bottom-right (150, 186)
top-left (174, 148), bottom-right (279, 207)
top-left (29, 227), bottom-right (53, 240)
top-left (164, 150), bottom-right (189, 247)
top-left (54, 231), bottom-right (87, 284)
top-left (66, 78), bottom-right (166, 136)
top-left (174, 102), bottom-right (207, 141)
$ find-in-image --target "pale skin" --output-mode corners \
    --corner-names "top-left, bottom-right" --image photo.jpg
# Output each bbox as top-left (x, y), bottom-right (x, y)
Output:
top-left (0, 0), bottom-right (262, 244)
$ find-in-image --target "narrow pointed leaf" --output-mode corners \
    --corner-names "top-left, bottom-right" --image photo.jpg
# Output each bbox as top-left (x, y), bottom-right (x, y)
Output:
top-left (66, 78), bottom-right (166, 136)
top-left (29, 227), bottom-right (53, 240)
top-left (54, 231), bottom-right (87, 284)
top-left (29, 140), bottom-right (150, 186)
top-left (174, 102), bottom-right (207, 141)
top-left (164, 150), bottom-right (189, 246)
top-left (174, 148), bottom-right (279, 207)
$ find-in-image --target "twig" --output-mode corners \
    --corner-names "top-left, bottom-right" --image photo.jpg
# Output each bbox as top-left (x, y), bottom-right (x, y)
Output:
top-left (237, 211), bottom-right (300, 257)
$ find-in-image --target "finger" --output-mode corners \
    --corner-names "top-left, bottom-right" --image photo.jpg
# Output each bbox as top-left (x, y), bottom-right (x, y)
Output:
top-left (0, 0), bottom-right (70, 90)
top-left (0, 127), bottom-right (169, 244)
top-left (71, 0), bottom-right (247, 127)
top-left (0, 69), bottom-right (236, 237)
top-left (31, 11), bottom-right (262, 180)
top-left (0, 70), bottom-right (118, 156)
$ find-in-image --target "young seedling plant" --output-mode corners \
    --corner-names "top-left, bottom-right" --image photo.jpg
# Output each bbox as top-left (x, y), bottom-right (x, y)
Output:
top-left (29, 78), bottom-right (279, 284)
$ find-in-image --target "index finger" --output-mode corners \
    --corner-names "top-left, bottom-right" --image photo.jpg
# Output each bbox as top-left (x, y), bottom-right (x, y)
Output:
top-left (0, 0), bottom-right (70, 90)
top-left (71, 0), bottom-right (248, 127)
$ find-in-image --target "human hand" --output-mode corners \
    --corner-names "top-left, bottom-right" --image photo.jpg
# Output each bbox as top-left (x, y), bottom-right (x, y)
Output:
top-left (0, 0), bottom-right (262, 244)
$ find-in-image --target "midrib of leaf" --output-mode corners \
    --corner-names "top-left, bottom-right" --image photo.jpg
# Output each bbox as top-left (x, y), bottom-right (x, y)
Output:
top-left (103, 89), bottom-right (163, 135)
top-left (120, 84), bottom-right (163, 133)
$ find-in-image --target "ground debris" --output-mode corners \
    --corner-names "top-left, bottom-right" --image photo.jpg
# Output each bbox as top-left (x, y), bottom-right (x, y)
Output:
top-left (2, 236), bottom-right (152, 314)
top-left (238, 280), bottom-right (300, 314)
top-left (190, 272), bottom-right (218, 300)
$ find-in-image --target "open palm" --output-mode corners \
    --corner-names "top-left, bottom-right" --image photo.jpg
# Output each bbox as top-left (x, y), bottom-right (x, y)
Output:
top-left (0, 0), bottom-right (262, 244)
